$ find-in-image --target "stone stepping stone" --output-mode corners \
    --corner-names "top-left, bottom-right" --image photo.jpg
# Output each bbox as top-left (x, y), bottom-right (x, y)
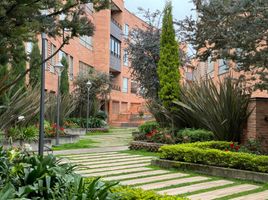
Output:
top-left (65, 154), bottom-right (138, 161)
top-left (158, 180), bottom-right (233, 195)
top-left (78, 158), bottom-right (151, 168)
top-left (230, 190), bottom-right (268, 200)
top-left (81, 167), bottom-right (152, 177)
top-left (187, 184), bottom-right (260, 200)
top-left (120, 173), bottom-right (188, 186)
top-left (63, 151), bottom-right (119, 157)
top-left (63, 152), bottom-right (124, 159)
top-left (138, 176), bottom-right (209, 190)
top-left (103, 170), bottom-right (170, 181)
top-left (64, 155), bottom-right (148, 164)
top-left (76, 163), bottom-right (150, 174)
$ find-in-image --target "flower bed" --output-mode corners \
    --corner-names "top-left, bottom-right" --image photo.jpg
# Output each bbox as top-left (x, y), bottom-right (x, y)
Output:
top-left (159, 141), bottom-right (268, 173)
top-left (129, 141), bottom-right (164, 152)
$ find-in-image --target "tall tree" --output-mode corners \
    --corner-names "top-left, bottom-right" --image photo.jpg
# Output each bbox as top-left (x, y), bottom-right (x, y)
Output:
top-left (60, 57), bottom-right (69, 95)
top-left (0, 0), bottom-right (109, 94)
top-left (178, 0), bottom-right (268, 90)
top-left (10, 40), bottom-right (26, 93)
top-left (157, 1), bottom-right (180, 110)
top-left (29, 43), bottom-right (41, 86)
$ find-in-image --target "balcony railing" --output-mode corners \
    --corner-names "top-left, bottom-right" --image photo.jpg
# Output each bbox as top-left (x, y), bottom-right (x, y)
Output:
top-left (112, 84), bottom-right (121, 91)
top-left (110, 18), bottom-right (122, 41)
top-left (110, 54), bottom-right (121, 72)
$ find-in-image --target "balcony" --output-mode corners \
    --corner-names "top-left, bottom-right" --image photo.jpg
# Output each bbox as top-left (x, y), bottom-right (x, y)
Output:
top-left (110, 18), bottom-right (122, 41)
top-left (185, 72), bottom-right (194, 81)
top-left (110, 54), bottom-right (121, 72)
top-left (112, 84), bottom-right (121, 91)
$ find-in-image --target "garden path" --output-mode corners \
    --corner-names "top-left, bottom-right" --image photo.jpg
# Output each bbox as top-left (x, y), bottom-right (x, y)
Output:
top-left (60, 150), bottom-right (268, 200)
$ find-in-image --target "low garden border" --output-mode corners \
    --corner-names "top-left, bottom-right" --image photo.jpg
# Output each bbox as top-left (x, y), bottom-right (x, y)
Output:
top-left (129, 141), bottom-right (164, 152)
top-left (152, 159), bottom-right (268, 183)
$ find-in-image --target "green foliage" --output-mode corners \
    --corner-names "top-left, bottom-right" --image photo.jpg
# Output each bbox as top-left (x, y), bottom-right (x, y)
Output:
top-left (0, 86), bottom-right (40, 130)
top-left (52, 138), bottom-right (97, 150)
top-left (72, 69), bottom-right (111, 119)
top-left (95, 110), bottom-right (108, 120)
top-left (160, 141), bottom-right (268, 173)
top-left (173, 78), bottom-right (251, 142)
top-left (157, 1), bottom-right (180, 110)
top-left (112, 186), bottom-right (187, 200)
top-left (9, 40), bottom-right (26, 94)
top-left (45, 93), bottom-right (77, 125)
top-left (29, 42), bottom-right (41, 86)
top-left (8, 126), bottom-right (38, 142)
top-left (138, 121), bottom-right (159, 134)
top-left (66, 117), bottom-right (106, 128)
top-left (60, 56), bottom-right (69, 95)
top-left (0, 147), bottom-right (116, 199)
top-left (177, 129), bottom-right (215, 143)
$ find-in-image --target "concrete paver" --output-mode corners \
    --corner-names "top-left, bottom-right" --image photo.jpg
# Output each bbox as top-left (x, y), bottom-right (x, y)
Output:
top-left (187, 184), bottom-right (260, 200)
top-left (103, 170), bottom-right (170, 181)
top-left (138, 176), bottom-right (209, 190)
top-left (158, 180), bottom-right (233, 195)
top-left (230, 190), bottom-right (268, 200)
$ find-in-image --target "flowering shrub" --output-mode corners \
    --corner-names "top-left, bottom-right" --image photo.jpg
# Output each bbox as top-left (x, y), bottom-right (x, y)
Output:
top-left (225, 142), bottom-right (240, 152)
top-left (44, 121), bottom-right (65, 138)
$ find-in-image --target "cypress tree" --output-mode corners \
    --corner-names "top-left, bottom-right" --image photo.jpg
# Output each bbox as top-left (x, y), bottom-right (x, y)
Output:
top-left (60, 57), bottom-right (69, 95)
top-left (157, 1), bottom-right (180, 110)
top-left (29, 42), bottom-right (41, 86)
top-left (10, 40), bottom-right (27, 93)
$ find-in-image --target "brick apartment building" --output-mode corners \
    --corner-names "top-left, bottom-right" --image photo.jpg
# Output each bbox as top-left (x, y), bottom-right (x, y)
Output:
top-left (25, 0), bottom-right (150, 126)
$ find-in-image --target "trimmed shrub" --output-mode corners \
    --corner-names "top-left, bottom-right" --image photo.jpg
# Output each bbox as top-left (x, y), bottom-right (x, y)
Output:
top-left (66, 117), bottom-right (106, 128)
top-left (160, 141), bottom-right (268, 173)
top-left (113, 186), bottom-right (187, 200)
top-left (138, 121), bottom-right (159, 134)
top-left (129, 141), bottom-right (164, 152)
top-left (177, 129), bottom-right (214, 143)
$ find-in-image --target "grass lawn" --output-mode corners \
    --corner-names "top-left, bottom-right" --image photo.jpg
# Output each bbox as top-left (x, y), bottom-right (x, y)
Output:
top-left (52, 138), bottom-right (98, 151)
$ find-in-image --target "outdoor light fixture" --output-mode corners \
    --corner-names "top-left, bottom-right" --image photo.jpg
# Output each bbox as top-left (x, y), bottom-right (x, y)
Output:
top-left (55, 62), bottom-right (64, 146)
top-left (86, 80), bottom-right (92, 134)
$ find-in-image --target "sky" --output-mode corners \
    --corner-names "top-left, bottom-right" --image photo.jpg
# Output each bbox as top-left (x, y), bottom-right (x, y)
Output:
top-left (124, 0), bottom-right (196, 21)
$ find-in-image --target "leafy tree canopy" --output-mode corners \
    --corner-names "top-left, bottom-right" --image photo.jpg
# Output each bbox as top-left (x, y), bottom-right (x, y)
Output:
top-left (178, 0), bottom-right (268, 90)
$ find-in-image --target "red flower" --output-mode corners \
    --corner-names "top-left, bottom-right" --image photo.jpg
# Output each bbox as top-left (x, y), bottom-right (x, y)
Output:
top-left (230, 143), bottom-right (234, 148)
top-left (235, 145), bottom-right (240, 151)
top-left (52, 123), bottom-right (57, 129)
top-left (60, 127), bottom-right (64, 131)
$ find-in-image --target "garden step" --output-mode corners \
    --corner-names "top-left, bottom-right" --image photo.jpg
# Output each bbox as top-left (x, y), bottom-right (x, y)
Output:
top-left (77, 158), bottom-right (151, 168)
top-left (103, 170), bottom-right (170, 181)
top-left (230, 190), bottom-right (268, 200)
top-left (187, 184), bottom-right (259, 200)
top-left (76, 163), bottom-right (150, 174)
top-left (120, 173), bottom-right (188, 185)
top-left (81, 167), bottom-right (152, 177)
top-left (65, 153), bottom-right (134, 160)
top-left (62, 152), bottom-right (119, 158)
top-left (158, 180), bottom-right (233, 195)
top-left (63, 155), bottom-right (149, 163)
top-left (137, 176), bottom-right (209, 190)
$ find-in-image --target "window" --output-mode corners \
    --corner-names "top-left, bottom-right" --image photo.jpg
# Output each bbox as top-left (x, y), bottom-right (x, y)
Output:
top-left (80, 35), bottom-right (93, 49)
top-left (44, 40), bottom-right (48, 69)
top-left (123, 50), bottom-right (128, 66)
top-left (110, 36), bottom-right (121, 58)
top-left (207, 56), bottom-right (214, 77)
top-left (218, 59), bottom-right (229, 75)
top-left (50, 43), bottom-right (56, 73)
top-left (122, 78), bottom-right (128, 93)
top-left (59, 50), bottom-right (66, 62)
top-left (26, 42), bottom-right (33, 54)
top-left (79, 61), bottom-right (92, 75)
top-left (124, 24), bottom-right (129, 37)
top-left (69, 56), bottom-right (74, 80)
top-left (85, 3), bottom-right (94, 13)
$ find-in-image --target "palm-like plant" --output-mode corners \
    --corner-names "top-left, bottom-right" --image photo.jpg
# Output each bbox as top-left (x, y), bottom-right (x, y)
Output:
top-left (174, 77), bottom-right (252, 142)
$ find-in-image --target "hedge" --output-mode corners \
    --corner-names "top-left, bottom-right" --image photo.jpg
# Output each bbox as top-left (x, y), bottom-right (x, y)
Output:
top-left (113, 186), bottom-right (187, 200)
top-left (159, 141), bottom-right (268, 173)
top-left (177, 129), bottom-right (214, 143)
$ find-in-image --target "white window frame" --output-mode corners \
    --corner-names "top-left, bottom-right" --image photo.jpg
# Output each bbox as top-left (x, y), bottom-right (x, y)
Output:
top-left (69, 56), bottom-right (74, 80)
top-left (124, 24), bottom-right (129, 37)
top-left (122, 78), bottom-right (128, 93)
top-left (123, 50), bottom-right (128, 66)
top-left (218, 59), bottom-right (229, 75)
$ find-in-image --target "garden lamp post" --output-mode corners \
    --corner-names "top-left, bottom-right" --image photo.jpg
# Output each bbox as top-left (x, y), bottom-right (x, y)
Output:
top-left (38, 32), bottom-right (46, 156)
top-left (86, 80), bottom-right (92, 134)
top-left (55, 62), bottom-right (64, 146)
